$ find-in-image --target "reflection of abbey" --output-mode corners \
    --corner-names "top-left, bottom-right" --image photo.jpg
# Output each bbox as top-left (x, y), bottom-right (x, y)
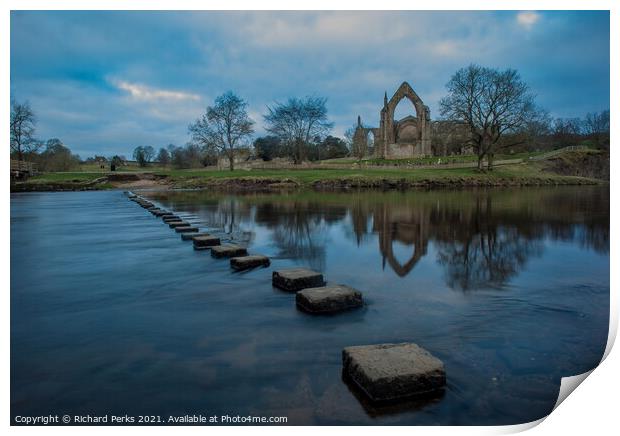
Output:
top-left (353, 81), bottom-right (469, 158)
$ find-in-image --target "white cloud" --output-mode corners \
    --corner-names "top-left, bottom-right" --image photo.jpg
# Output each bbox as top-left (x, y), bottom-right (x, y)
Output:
top-left (235, 12), bottom-right (412, 48)
top-left (112, 79), bottom-right (200, 101)
top-left (517, 11), bottom-right (540, 30)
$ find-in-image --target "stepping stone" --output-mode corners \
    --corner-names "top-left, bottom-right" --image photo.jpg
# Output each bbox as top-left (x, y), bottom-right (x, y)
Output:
top-left (181, 232), bottom-right (210, 241)
top-left (168, 221), bottom-right (189, 228)
top-left (152, 210), bottom-right (168, 217)
top-left (175, 226), bottom-right (199, 233)
top-left (163, 216), bottom-right (181, 222)
top-left (272, 268), bottom-right (325, 292)
top-left (296, 285), bottom-right (363, 314)
top-left (193, 235), bottom-right (221, 250)
top-left (342, 343), bottom-right (446, 403)
top-left (211, 244), bottom-right (248, 258)
top-left (231, 255), bottom-right (271, 271)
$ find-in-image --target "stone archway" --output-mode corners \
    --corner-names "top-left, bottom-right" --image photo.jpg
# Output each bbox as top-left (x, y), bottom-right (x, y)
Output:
top-left (353, 81), bottom-right (433, 159)
top-left (385, 82), bottom-right (425, 131)
top-left (381, 82), bottom-right (432, 157)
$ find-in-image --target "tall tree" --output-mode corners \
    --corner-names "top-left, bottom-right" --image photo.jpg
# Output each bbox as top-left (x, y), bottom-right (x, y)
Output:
top-left (157, 147), bottom-right (171, 166)
top-left (188, 91), bottom-right (254, 171)
top-left (132, 145), bottom-right (155, 167)
top-left (584, 110), bottom-right (610, 149)
top-left (10, 99), bottom-right (40, 161)
top-left (38, 138), bottom-right (80, 172)
top-left (440, 64), bottom-right (539, 170)
top-left (264, 96), bottom-right (333, 164)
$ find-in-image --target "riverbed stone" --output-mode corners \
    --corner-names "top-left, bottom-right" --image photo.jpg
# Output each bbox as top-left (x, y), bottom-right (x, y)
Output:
top-left (175, 226), bottom-right (199, 233)
top-left (342, 343), bottom-right (446, 403)
top-left (168, 221), bottom-right (189, 228)
top-left (296, 285), bottom-right (363, 314)
top-left (230, 255), bottom-right (270, 271)
top-left (211, 244), bottom-right (248, 258)
top-left (272, 268), bottom-right (325, 292)
top-left (181, 232), bottom-right (210, 241)
top-left (193, 235), bottom-right (221, 250)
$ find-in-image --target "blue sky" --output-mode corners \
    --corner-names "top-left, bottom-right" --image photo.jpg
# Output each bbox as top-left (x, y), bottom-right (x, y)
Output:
top-left (10, 11), bottom-right (610, 158)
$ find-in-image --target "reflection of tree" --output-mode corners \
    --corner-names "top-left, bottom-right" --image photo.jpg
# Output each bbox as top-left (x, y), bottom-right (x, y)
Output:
top-left (434, 196), bottom-right (543, 291)
top-left (145, 187), bottom-right (608, 290)
top-left (255, 202), bottom-right (346, 271)
top-left (437, 227), bottom-right (542, 291)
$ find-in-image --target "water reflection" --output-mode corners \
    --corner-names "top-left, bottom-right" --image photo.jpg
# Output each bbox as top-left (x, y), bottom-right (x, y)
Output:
top-left (148, 187), bottom-right (609, 292)
top-left (11, 187), bottom-right (609, 425)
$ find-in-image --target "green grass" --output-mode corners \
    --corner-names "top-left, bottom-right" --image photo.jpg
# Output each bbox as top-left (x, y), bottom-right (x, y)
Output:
top-left (350, 150), bottom-right (551, 166)
top-left (27, 172), bottom-right (106, 183)
top-left (158, 162), bottom-right (597, 188)
top-left (14, 149), bottom-right (603, 192)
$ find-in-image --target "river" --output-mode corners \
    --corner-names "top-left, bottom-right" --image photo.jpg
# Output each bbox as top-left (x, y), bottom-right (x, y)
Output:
top-left (11, 187), bottom-right (609, 425)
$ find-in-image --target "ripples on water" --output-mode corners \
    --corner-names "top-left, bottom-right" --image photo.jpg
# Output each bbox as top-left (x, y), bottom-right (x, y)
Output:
top-left (11, 187), bottom-right (609, 425)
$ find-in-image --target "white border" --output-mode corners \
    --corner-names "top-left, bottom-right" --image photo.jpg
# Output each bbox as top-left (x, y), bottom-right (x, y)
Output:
top-left (3, 2), bottom-right (616, 435)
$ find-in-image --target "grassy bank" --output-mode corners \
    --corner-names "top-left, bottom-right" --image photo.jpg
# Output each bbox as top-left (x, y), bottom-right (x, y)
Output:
top-left (11, 158), bottom-right (603, 193)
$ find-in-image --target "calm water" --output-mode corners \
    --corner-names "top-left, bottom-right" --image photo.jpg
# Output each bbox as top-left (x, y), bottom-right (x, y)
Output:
top-left (11, 187), bottom-right (609, 425)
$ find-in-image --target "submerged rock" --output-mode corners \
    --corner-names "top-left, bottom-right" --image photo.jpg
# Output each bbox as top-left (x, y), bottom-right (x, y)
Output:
top-left (211, 244), bottom-right (248, 258)
top-left (342, 343), bottom-right (446, 403)
top-left (272, 268), bottom-right (325, 292)
top-left (296, 285), bottom-right (363, 314)
top-left (230, 255), bottom-right (270, 271)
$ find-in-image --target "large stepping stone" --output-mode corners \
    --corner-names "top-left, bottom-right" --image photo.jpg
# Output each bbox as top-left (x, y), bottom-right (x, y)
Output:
top-left (168, 221), bottom-right (189, 228)
top-left (211, 244), bottom-right (248, 258)
top-left (230, 255), bottom-right (270, 271)
top-left (342, 343), bottom-right (446, 403)
top-left (272, 268), bottom-right (325, 292)
top-left (163, 216), bottom-right (181, 222)
top-left (296, 285), bottom-right (363, 314)
top-left (181, 232), bottom-right (210, 241)
top-left (193, 235), bottom-right (221, 250)
top-left (175, 226), bottom-right (199, 233)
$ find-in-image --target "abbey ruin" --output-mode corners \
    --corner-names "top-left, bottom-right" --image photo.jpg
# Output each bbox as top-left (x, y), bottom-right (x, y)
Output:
top-left (353, 81), bottom-right (470, 159)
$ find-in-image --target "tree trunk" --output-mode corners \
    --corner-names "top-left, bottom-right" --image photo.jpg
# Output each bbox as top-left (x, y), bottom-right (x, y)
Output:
top-left (228, 154), bottom-right (234, 171)
top-left (477, 155), bottom-right (484, 171)
top-left (487, 152), bottom-right (494, 171)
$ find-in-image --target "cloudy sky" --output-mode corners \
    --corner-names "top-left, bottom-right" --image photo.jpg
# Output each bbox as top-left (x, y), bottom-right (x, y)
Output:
top-left (10, 10), bottom-right (609, 158)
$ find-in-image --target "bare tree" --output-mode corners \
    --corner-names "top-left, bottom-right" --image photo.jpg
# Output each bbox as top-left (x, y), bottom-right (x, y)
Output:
top-left (132, 145), bottom-right (155, 167)
top-left (584, 110), bottom-right (610, 149)
top-left (10, 99), bottom-right (40, 161)
top-left (157, 147), bottom-right (170, 166)
top-left (264, 96), bottom-right (333, 164)
top-left (440, 64), bottom-right (539, 170)
top-left (189, 91), bottom-right (254, 171)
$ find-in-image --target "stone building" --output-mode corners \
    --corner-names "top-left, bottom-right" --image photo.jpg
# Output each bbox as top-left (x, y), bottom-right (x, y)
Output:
top-left (353, 81), bottom-right (471, 159)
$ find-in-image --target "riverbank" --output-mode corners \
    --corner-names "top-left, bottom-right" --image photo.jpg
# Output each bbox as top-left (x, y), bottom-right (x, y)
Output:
top-left (10, 160), bottom-right (604, 193)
